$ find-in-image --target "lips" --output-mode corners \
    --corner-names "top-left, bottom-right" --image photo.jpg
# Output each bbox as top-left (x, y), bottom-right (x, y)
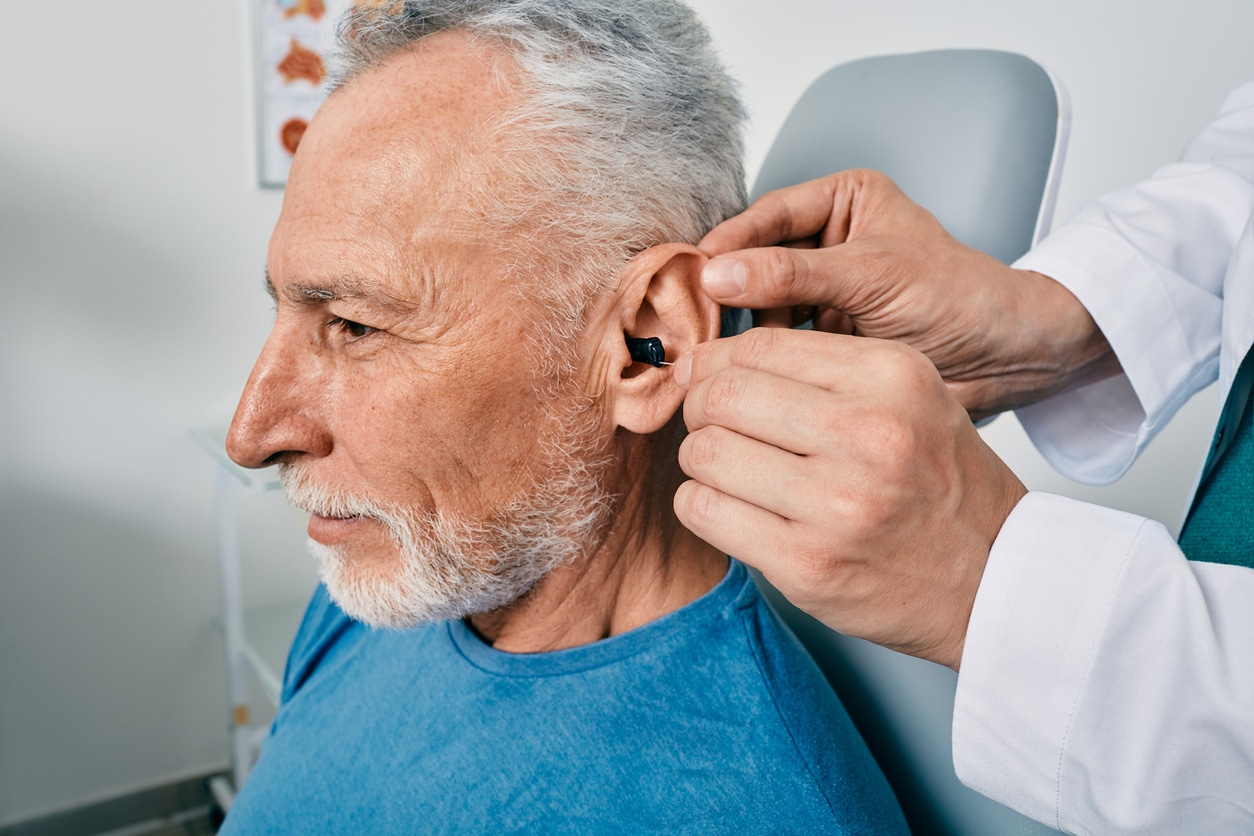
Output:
top-left (307, 513), bottom-right (369, 545)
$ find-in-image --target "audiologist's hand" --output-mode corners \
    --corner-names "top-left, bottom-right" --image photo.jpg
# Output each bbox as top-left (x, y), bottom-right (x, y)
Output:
top-left (672, 328), bottom-right (1028, 670)
top-left (699, 169), bottom-right (1118, 419)
top-left (675, 169), bottom-right (1116, 666)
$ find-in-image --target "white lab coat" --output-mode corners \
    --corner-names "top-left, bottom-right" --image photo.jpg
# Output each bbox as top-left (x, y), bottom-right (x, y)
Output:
top-left (952, 81), bottom-right (1254, 834)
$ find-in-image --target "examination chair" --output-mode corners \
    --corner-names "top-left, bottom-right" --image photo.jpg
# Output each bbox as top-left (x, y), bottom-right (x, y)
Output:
top-left (746, 49), bottom-right (1069, 836)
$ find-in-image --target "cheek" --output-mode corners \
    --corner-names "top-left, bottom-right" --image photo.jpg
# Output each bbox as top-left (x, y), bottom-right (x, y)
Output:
top-left (329, 352), bottom-right (560, 508)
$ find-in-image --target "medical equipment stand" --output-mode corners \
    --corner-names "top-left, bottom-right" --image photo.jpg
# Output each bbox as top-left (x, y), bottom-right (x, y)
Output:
top-left (190, 427), bottom-right (293, 814)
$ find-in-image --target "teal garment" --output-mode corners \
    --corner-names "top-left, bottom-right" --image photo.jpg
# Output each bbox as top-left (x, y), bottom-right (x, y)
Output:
top-left (220, 560), bottom-right (907, 835)
top-left (1179, 347), bottom-right (1254, 568)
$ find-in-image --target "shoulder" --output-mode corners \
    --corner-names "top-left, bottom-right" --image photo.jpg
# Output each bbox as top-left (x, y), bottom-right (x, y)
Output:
top-left (690, 565), bottom-right (908, 833)
top-left (279, 584), bottom-right (359, 703)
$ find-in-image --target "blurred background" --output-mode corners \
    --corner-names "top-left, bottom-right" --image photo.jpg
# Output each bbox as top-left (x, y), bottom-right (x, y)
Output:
top-left (1, 0), bottom-right (1250, 832)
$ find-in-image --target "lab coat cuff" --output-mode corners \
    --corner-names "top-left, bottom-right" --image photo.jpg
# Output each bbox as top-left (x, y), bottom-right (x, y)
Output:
top-left (1013, 225), bottom-right (1199, 484)
top-left (953, 492), bottom-right (1146, 831)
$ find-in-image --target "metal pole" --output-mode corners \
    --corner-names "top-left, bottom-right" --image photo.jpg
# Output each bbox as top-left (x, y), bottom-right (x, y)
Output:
top-left (214, 466), bottom-right (252, 800)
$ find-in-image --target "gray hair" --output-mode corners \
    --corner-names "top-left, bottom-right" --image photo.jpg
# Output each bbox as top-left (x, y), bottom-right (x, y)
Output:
top-left (332, 0), bottom-right (746, 352)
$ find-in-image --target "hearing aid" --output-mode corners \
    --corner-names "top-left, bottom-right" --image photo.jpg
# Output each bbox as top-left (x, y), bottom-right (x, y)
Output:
top-left (626, 336), bottom-right (670, 367)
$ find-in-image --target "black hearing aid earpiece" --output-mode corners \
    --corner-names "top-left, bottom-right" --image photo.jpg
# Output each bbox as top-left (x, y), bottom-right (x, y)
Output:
top-left (626, 336), bottom-right (669, 367)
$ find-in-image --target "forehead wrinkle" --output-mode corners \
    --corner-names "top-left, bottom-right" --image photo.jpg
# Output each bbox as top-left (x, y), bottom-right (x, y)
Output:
top-left (270, 36), bottom-right (530, 325)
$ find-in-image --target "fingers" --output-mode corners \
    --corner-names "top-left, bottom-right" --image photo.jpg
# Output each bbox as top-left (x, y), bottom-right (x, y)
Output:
top-left (681, 365), bottom-right (837, 453)
top-left (678, 426), bottom-right (812, 521)
top-left (700, 243), bottom-right (863, 312)
top-left (673, 478), bottom-right (796, 567)
top-left (699, 174), bottom-right (853, 256)
top-left (748, 243), bottom-right (823, 329)
top-left (698, 169), bottom-right (916, 312)
top-left (675, 327), bottom-right (864, 394)
top-left (814, 307), bottom-right (856, 335)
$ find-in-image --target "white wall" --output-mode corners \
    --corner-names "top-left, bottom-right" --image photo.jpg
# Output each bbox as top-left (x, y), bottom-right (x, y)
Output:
top-left (0, 1), bottom-right (311, 824)
top-left (1, 0), bottom-right (1250, 827)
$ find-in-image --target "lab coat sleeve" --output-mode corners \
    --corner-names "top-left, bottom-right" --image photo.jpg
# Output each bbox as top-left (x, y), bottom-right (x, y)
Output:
top-left (953, 493), bottom-right (1254, 833)
top-left (1011, 81), bottom-right (1254, 485)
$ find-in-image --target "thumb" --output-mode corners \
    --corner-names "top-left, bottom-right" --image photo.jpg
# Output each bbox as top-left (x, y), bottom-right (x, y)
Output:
top-left (700, 245), bottom-right (860, 311)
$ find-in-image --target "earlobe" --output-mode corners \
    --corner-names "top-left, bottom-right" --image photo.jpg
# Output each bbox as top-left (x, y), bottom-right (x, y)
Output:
top-left (610, 243), bottom-right (720, 435)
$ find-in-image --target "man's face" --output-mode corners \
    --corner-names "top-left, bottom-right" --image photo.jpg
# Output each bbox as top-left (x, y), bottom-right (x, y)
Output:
top-left (226, 34), bottom-right (613, 627)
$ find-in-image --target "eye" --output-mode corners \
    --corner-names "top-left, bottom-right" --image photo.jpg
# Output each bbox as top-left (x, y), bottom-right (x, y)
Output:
top-left (328, 316), bottom-right (377, 340)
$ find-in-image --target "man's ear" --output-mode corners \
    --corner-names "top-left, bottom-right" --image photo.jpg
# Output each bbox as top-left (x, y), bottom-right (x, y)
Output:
top-left (604, 243), bottom-right (720, 435)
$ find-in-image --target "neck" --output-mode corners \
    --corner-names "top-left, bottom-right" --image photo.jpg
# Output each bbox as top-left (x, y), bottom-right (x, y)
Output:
top-left (469, 433), bottom-right (727, 653)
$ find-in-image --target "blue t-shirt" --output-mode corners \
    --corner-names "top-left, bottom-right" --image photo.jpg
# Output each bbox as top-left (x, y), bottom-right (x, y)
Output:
top-left (222, 560), bottom-right (906, 834)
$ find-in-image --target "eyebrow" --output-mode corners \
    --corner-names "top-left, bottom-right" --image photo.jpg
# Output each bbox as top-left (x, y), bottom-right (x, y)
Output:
top-left (263, 269), bottom-right (419, 315)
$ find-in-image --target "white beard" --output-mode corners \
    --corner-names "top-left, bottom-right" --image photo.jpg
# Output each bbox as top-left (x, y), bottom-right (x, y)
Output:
top-left (277, 418), bottom-right (613, 630)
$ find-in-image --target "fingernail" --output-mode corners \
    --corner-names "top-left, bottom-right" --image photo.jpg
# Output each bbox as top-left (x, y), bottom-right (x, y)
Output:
top-left (673, 353), bottom-right (693, 389)
top-left (702, 257), bottom-right (747, 298)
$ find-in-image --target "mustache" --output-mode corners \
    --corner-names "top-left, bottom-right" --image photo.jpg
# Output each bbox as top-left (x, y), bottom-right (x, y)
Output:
top-left (277, 463), bottom-right (386, 522)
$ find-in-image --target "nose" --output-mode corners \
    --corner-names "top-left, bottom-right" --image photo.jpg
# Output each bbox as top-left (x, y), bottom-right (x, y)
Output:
top-left (226, 328), bottom-right (332, 468)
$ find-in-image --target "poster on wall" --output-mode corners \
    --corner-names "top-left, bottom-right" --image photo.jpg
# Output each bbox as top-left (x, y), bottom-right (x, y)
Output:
top-left (255, 0), bottom-right (352, 187)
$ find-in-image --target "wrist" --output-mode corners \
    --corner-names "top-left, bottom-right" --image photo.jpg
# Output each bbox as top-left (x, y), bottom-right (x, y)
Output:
top-left (1022, 269), bottom-right (1122, 393)
top-left (941, 450), bottom-right (1029, 672)
top-left (968, 270), bottom-right (1120, 418)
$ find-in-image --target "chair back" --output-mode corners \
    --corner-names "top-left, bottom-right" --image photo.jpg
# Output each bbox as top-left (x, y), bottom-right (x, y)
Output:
top-left (752, 48), bottom-right (1068, 260)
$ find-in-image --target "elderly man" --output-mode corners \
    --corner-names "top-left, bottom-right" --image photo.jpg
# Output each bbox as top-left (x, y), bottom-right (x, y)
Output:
top-left (222, 0), bottom-right (905, 832)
